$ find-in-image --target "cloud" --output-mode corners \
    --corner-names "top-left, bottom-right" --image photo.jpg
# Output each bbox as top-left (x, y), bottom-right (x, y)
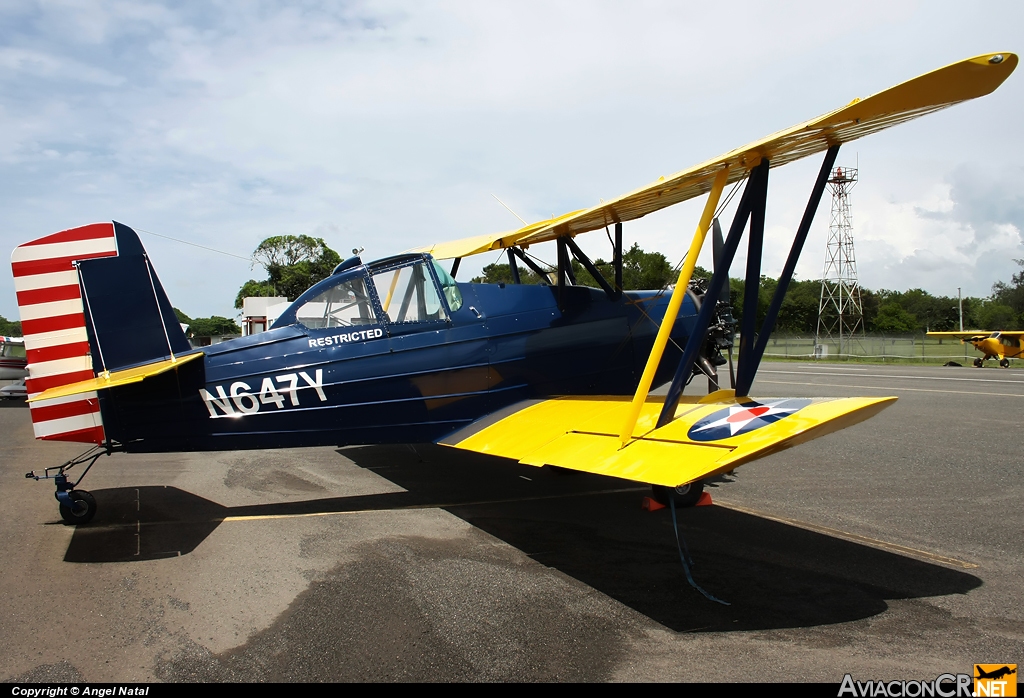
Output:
top-left (850, 164), bottom-right (1024, 297)
top-left (1, 0), bottom-right (1021, 322)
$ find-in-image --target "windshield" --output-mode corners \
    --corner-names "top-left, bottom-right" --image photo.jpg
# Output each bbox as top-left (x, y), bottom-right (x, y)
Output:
top-left (431, 260), bottom-right (463, 312)
top-left (292, 276), bottom-right (377, 329)
top-left (370, 261), bottom-right (447, 323)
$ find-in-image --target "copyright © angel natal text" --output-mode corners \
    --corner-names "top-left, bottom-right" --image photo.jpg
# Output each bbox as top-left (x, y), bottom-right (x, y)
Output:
top-left (12, 689), bottom-right (150, 697)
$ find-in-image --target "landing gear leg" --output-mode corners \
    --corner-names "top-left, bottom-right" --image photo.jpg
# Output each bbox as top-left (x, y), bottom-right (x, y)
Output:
top-left (26, 446), bottom-right (106, 526)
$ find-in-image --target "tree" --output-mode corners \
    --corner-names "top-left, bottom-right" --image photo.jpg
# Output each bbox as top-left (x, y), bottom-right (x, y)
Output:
top-left (978, 302), bottom-right (1017, 330)
top-left (621, 243), bottom-right (674, 290)
top-left (187, 316), bottom-right (241, 337)
top-left (0, 314), bottom-right (22, 336)
top-left (234, 280), bottom-right (280, 308)
top-left (469, 243), bottom-right (684, 292)
top-left (775, 278), bottom-right (821, 333)
top-left (860, 288), bottom-right (880, 331)
top-left (990, 258), bottom-right (1024, 326)
top-left (471, 262), bottom-right (549, 285)
top-left (571, 245), bottom-right (690, 291)
top-left (171, 308), bottom-right (240, 338)
top-left (873, 302), bottom-right (918, 334)
top-left (235, 235), bottom-right (342, 308)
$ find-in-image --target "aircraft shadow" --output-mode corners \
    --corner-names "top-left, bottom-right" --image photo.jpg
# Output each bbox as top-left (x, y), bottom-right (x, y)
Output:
top-left (64, 444), bottom-right (981, 633)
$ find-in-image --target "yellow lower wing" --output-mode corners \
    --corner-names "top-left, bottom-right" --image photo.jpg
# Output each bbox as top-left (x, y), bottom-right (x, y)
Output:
top-left (440, 392), bottom-right (896, 487)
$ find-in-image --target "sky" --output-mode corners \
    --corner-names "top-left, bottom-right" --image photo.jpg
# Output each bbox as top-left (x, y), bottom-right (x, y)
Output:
top-left (2, 0), bottom-right (1023, 323)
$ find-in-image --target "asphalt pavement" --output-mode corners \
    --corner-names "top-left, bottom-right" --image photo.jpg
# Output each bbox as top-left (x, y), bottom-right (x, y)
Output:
top-left (1, 362), bottom-right (1021, 682)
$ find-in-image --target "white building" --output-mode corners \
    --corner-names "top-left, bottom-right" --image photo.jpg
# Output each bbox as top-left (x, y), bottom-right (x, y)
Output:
top-left (241, 296), bottom-right (289, 336)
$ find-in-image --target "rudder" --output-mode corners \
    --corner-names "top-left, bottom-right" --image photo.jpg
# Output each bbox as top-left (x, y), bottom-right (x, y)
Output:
top-left (11, 221), bottom-right (189, 444)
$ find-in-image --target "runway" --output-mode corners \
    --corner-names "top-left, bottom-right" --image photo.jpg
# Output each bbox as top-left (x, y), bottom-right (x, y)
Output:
top-left (1, 362), bottom-right (1021, 682)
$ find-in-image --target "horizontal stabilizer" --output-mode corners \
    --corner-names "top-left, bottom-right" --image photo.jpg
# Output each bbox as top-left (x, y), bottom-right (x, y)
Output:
top-left (28, 351), bottom-right (203, 403)
top-left (440, 393), bottom-right (896, 487)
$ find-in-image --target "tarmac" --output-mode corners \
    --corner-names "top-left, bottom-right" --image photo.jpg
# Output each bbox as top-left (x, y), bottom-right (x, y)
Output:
top-left (1, 363), bottom-right (1021, 682)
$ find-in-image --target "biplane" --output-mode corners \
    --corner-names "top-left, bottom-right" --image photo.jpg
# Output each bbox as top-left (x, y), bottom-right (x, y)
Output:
top-left (928, 330), bottom-right (1024, 367)
top-left (0, 335), bottom-right (27, 381)
top-left (12, 52), bottom-right (1016, 526)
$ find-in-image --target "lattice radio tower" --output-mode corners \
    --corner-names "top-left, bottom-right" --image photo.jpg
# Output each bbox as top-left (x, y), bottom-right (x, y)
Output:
top-left (816, 166), bottom-right (864, 356)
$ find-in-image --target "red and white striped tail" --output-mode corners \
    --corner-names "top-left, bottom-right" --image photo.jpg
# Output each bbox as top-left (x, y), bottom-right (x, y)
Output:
top-left (11, 223), bottom-right (119, 444)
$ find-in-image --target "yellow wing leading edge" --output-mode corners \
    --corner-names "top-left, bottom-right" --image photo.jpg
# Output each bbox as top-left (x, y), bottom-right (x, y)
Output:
top-left (415, 52), bottom-right (1016, 261)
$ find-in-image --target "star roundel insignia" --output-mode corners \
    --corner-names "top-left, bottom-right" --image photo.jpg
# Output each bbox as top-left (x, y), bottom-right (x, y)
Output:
top-left (687, 399), bottom-right (812, 442)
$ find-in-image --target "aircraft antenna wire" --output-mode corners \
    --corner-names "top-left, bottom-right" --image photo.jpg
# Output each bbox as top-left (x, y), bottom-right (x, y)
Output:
top-left (714, 177), bottom-right (744, 219)
top-left (133, 227), bottom-right (256, 263)
top-left (665, 176), bottom-right (745, 282)
top-left (491, 194), bottom-right (528, 226)
top-left (647, 180), bottom-right (745, 364)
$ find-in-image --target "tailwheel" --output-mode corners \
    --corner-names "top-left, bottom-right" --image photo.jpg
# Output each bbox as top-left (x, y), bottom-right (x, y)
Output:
top-left (1000, 358), bottom-right (1010, 368)
top-left (26, 445), bottom-right (108, 526)
top-left (974, 357), bottom-right (984, 368)
top-left (651, 481), bottom-right (705, 508)
top-left (58, 490), bottom-right (97, 525)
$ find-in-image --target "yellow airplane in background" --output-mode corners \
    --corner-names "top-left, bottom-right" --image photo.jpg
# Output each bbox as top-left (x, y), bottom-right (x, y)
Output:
top-left (928, 331), bottom-right (1024, 367)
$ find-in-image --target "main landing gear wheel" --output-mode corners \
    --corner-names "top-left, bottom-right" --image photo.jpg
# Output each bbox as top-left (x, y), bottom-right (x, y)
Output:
top-left (58, 490), bottom-right (96, 525)
top-left (974, 358), bottom-right (984, 368)
top-left (1000, 358), bottom-right (1010, 368)
top-left (651, 481), bottom-right (705, 508)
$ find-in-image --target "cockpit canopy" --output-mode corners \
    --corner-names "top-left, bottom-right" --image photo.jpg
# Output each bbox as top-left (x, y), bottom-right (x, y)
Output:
top-left (272, 253), bottom-right (462, 331)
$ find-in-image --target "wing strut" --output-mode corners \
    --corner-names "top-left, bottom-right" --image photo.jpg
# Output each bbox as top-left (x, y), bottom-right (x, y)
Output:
top-left (738, 144), bottom-right (840, 393)
top-left (657, 144), bottom-right (841, 425)
top-left (565, 235), bottom-right (618, 299)
top-left (617, 165), bottom-right (730, 446)
top-left (614, 222), bottom-right (623, 296)
top-left (556, 237), bottom-right (576, 307)
top-left (510, 247), bottom-right (552, 284)
top-left (734, 159), bottom-right (768, 396)
top-left (658, 159), bottom-right (769, 429)
top-left (506, 248), bottom-right (521, 284)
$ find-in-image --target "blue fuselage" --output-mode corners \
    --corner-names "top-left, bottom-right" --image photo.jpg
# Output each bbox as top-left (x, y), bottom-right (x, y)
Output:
top-left (99, 276), bottom-right (697, 453)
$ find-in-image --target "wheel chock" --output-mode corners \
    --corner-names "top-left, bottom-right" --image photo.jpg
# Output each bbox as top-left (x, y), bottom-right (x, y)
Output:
top-left (695, 492), bottom-right (713, 507)
top-left (642, 496), bottom-right (666, 512)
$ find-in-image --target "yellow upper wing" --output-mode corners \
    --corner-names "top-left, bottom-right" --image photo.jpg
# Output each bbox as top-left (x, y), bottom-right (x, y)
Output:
top-left (927, 331), bottom-right (989, 337)
top-left (416, 52), bottom-right (1017, 260)
top-left (925, 331), bottom-right (1024, 340)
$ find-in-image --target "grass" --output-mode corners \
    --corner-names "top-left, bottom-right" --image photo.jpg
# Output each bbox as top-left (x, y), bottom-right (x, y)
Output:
top-left (756, 335), bottom-right (1009, 366)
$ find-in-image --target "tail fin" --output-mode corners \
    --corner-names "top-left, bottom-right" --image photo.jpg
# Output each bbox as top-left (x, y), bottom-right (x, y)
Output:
top-left (11, 222), bottom-right (189, 444)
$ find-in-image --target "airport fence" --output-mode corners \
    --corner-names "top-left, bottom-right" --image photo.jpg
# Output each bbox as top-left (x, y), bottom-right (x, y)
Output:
top-left (760, 333), bottom-right (988, 364)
